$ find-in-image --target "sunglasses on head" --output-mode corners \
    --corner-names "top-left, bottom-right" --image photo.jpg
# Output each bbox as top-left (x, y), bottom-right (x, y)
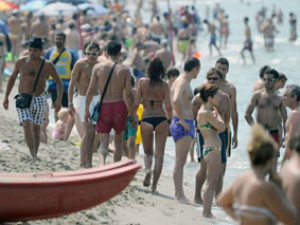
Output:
top-left (86, 52), bottom-right (99, 56)
top-left (207, 77), bottom-right (219, 81)
top-left (263, 78), bottom-right (277, 82)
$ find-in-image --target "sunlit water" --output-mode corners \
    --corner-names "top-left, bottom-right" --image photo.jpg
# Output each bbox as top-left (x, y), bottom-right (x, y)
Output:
top-left (126, 0), bottom-right (300, 187)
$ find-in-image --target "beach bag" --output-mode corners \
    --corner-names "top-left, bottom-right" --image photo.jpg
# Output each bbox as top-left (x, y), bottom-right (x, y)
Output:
top-left (15, 59), bottom-right (45, 109)
top-left (89, 62), bottom-right (118, 122)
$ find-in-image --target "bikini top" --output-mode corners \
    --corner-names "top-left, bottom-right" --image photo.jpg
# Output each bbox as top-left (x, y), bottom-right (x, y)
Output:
top-left (199, 123), bottom-right (214, 130)
top-left (233, 203), bottom-right (277, 224)
top-left (143, 99), bottom-right (163, 107)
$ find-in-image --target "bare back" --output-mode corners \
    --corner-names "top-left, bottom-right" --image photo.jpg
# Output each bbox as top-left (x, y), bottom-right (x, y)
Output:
top-left (139, 77), bottom-right (169, 118)
top-left (95, 61), bottom-right (130, 102)
top-left (31, 20), bottom-right (49, 38)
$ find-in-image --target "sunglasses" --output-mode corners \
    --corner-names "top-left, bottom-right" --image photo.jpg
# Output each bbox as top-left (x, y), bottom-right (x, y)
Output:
top-left (207, 77), bottom-right (219, 81)
top-left (86, 52), bottom-right (99, 56)
top-left (263, 78), bottom-right (277, 82)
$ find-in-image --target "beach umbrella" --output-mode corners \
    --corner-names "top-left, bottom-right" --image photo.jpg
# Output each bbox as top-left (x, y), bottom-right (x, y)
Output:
top-left (78, 2), bottom-right (108, 15)
top-left (20, 0), bottom-right (47, 12)
top-left (0, 0), bottom-right (19, 11)
top-left (47, 0), bottom-right (88, 5)
top-left (36, 2), bottom-right (77, 16)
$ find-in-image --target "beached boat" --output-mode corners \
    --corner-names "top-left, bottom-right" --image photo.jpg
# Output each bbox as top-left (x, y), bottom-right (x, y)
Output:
top-left (0, 163), bottom-right (141, 222)
top-left (0, 160), bottom-right (135, 178)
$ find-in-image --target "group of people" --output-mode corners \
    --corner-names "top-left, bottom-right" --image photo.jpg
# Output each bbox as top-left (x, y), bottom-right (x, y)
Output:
top-left (0, 0), bottom-right (299, 224)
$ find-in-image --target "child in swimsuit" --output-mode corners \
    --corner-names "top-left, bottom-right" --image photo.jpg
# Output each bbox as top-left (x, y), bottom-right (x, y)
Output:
top-left (52, 108), bottom-right (69, 140)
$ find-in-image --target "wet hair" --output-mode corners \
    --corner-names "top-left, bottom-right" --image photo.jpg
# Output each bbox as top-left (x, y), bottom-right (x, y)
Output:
top-left (166, 67), bottom-right (180, 79)
top-left (247, 124), bottom-right (277, 167)
top-left (278, 73), bottom-right (288, 82)
top-left (58, 108), bottom-right (69, 120)
top-left (259, 65), bottom-right (271, 78)
top-left (286, 85), bottom-right (300, 102)
top-left (199, 83), bottom-right (218, 103)
top-left (206, 67), bottom-right (223, 79)
top-left (55, 32), bottom-right (66, 40)
top-left (107, 40), bottom-right (122, 56)
top-left (84, 42), bottom-right (100, 54)
top-left (147, 57), bottom-right (165, 85)
top-left (288, 134), bottom-right (300, 154)
top-left (216, 58), bottom-right (229, 70)
top-left (184, 57), bottom-right (200, 72)
top-left (265, 68), bottom-right (279, 79)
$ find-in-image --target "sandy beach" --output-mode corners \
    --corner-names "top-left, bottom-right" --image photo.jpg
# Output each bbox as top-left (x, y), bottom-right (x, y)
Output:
top-left (0, 79), bottom-right (233, 225)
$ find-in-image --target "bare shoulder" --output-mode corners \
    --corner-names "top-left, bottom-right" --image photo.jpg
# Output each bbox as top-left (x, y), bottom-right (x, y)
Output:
top-left (75, 58), bottom-right (86, 66)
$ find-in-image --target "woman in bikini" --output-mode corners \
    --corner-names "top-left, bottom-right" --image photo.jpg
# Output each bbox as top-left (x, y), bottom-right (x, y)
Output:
top-left (133, 57), bottom-right (173, 192)
top-left (217, 124), bottom-right (297, 224)
top-left (197, 83), bottom-right (226, 218)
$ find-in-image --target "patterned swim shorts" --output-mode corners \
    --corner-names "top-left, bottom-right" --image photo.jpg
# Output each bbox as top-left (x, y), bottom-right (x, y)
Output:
top-left (16, 93), bottom-right (47, 125)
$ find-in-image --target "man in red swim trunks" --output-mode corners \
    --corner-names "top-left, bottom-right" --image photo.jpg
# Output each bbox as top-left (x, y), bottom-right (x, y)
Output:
top-left (245, 68), bottom-right (287, 166)
top-left (85, 41), bottom-right (135, 165)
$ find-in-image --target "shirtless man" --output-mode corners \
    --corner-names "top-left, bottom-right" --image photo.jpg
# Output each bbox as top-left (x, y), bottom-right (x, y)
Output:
top-left (156, 39), bottom-right (172, 71)
top-left (3, 37), bottom-right (63, 160)
top-left (241, 17), bottom-right (255, 65)
top-left (68, 42), bottom-right (101, 168)
top-left (149, 16), bottom-right (166, 44)
top-left (177, 22), bottom-right (190, 62)
top-left (245, 69), bottom-right (287, 164)
top-left (282, 85), bottom-right (300, 165)
top-left (65, 23), bottom-right (80, 59)
top-left (281, 134), bottom-right (300, 216)
top-left (216, 58), bottom-right (238, 150)
top-left (85, 40), bottom-right (134, 165)
top-left (253, 65), bottom-right (271, 92)
top-left (219, 15), bottom-right (229, 49)
top-left (8, 10), bottom-right (22, 62)
top-left (30, 14), bottom-right (49, 39)
top-left (193, 68), bottom-right (231, 204)
top-left (130, 42), bottom-right (145, 80)
top-left (203, 19), bottom-right (222, 57)
top-left (261, 18), bottom-right (278, 51)
top-left (170, 57), bottom-right (200, 204)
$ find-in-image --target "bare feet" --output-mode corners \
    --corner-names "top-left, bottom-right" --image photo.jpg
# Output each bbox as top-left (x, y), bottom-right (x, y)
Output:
top-left (175, 196), bottom-right (192, 205)
top-left (32, 156), bottom-right (41, 162)
top-left (143, 170), bottom-right (151, 187)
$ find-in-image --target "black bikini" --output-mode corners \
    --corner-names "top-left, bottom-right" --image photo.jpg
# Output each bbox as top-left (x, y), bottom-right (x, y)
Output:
top-left (141, 117), bottom-right (167, 129)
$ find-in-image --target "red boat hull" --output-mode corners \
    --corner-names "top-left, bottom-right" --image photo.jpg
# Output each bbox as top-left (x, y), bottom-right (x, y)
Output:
top-left (0, 160), bottom-right (135, 178)
top-left (0, 163), bottom-right (141, 222)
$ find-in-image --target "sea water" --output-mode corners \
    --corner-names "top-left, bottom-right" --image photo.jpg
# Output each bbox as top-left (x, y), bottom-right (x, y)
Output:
top-left (126, 0), bottom-right (300, 187)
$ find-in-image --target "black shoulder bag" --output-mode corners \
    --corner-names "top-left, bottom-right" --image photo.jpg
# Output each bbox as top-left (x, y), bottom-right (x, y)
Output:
top-left (14, 59), bottom-right (45, 109)
top-left (89, 62), bottom-right (118, 122)
top-left (52, 48), bottom-right (65, 65)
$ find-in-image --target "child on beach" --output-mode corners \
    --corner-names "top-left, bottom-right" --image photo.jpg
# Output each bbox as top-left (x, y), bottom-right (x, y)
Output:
top-left (52, 108), bottom-right (69, 140)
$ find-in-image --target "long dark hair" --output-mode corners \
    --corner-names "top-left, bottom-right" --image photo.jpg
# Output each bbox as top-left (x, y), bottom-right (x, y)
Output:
top-left (147, 57), bottom-right (165, 85)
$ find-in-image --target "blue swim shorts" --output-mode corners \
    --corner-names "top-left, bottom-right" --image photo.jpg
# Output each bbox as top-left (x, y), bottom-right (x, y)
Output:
top-left (170, 117), bottom-right (195, 142)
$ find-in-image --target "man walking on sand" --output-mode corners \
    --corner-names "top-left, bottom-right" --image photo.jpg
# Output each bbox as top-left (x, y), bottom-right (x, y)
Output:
top-left (3, 37), bottom-right (63, 161)
top-left (170, 57), bottom-right (200, 204)
top-left (85, 40), bottom-right (135, 165)
top-left (282, 85), bottom-right (300, 165)
top-left (245, 68), bottom-right (287, 164)
top-left (68, 42), bottom-right (101, 168)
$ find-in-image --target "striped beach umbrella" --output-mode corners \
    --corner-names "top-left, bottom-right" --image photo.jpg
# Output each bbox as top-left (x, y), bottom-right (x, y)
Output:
top-left (0, 0), bottom-right (19, 11)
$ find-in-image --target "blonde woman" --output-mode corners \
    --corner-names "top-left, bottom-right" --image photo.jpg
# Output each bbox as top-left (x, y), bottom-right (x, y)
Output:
top-left (217, 124), bottom-right (297, 224)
